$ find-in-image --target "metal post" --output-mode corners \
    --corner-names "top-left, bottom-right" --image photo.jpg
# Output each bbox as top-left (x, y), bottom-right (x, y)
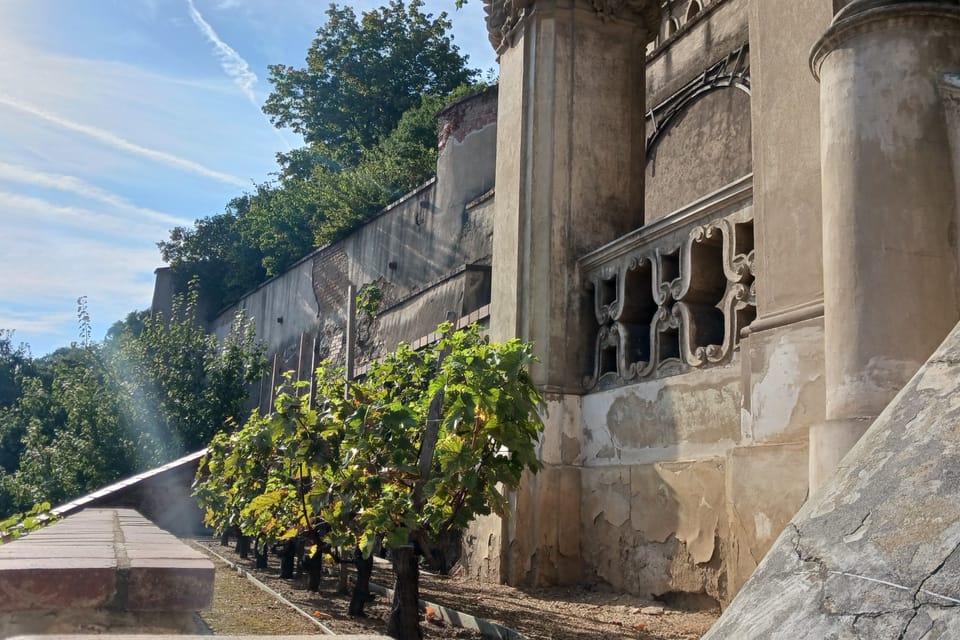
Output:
top-left (345, 284), bottom-right (357, 399)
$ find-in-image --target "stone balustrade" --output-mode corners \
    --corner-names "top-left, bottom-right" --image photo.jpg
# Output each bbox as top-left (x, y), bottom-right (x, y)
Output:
top-left (581, 175), bottom-right (755, 389)
top-left (0, 508), bottom-right (214, 636)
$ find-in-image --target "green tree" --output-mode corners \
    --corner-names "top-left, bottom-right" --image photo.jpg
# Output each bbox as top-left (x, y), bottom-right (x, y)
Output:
top-left (0, 330), bottom-right (37, 477)
top-left (11, 345), bottom-right (139, 508)
top-left (312, 87), bottom-right (480, 244)
top-left (234, 180), bottom-right (322, 276)
top-left (113, 283), bottom-right (267, 459)
top-left (0, 295), bottom-right (267, 519)
top-left (331, 326), bottom-right (543, 639)
top-left (159, 2), bottom-right (480, 308)
top-left (158, 211), bottom-right (268, 314)
top-left (104, 309), bottom-right (149, 345)
top-left (264, 0), bottom-right (477, 167)
top-left (0, 330), bottom-right (33, 410)
top-left (196, 324), bottom-right (544, 640)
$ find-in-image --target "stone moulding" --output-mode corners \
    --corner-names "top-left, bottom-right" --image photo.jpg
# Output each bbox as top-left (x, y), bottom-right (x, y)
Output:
top-left (483, 0), bottom-right (661, 54)
top-left (646, 43), bottom-right (751, 158)
top-left (581, 175), bottom-right (754, 389)
top-left (809, 1), bottom-right (960, 81)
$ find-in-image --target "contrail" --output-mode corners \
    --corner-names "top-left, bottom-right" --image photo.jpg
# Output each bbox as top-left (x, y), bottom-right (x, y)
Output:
top-left (185, 0), bottom-right (293, 151)
top-left (0, 161), bottom-right (192, 227)
top-left (186, 0), bottom-right (258, 106)
top-left (0, 93), bottom-right (247, 187)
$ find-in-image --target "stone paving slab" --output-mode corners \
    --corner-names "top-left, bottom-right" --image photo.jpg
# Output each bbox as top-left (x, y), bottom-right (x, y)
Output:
top-left (10, 636), bottom-right (391, 640)
top-left (0, 508), bottom-right (214, 614)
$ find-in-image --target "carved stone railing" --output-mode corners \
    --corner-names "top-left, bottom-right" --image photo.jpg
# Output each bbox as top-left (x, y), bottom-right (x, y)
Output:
top-left (581, 175), bottom-right (755, 389)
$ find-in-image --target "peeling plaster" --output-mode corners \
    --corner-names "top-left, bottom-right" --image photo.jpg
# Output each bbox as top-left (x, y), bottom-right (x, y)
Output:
top-left (754, 512), bottom-right (772, 541)
top-left (706, 322), bottom-right (960, 637)
top-left (749, 325), bottom-right (823, 443)
top-left (829, 355), bottom-right (919, 419)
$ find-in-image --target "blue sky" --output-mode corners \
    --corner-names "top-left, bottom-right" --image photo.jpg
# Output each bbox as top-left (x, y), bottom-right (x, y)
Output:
top-left (0, 0), bottom-right (495, 356)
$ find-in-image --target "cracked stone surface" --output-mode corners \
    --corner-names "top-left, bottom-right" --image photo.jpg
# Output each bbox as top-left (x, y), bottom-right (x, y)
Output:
top-left (704, 322), bottom-right (960, 639)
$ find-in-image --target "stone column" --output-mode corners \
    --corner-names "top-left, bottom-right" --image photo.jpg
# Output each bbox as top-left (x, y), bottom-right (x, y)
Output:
top-left (943, 74), bottom-right (960, 229)
top-left (485, 0), bottom-right (658, 584)
top-left (809, 0), bottom-right (960, 490)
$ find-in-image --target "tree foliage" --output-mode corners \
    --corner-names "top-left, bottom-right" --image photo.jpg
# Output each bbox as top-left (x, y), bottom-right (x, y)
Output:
top-left (0, 330), bottom-right (34, 411)
top-left (264, 0), bottom-right (476, 167)
top-left (8, 345), bottom-right (139, 509)
top-left (0, 291), bottom-right (267, 519)
top-left (194, 324), bottom-right (544, 639)
top-left (0, 501), bottom-right (59, 544)
top-left (158, 1), bottom-right (480, 311)
top-left (112, 283), bottom-right (267, 458)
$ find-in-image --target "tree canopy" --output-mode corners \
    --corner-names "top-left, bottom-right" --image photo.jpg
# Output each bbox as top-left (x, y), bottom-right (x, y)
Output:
top-left (0, 291), bottom-right (266, 518)
top-left (158, 1), bottom-right (481, 313)
top-left (263, 0), bottom-right (476, 167)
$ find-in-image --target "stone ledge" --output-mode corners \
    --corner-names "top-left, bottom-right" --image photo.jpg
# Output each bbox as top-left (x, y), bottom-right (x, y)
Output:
top-left (10, 636), bottom-right (391, 640)
top-left (0, 508), bottom-right (214, 634)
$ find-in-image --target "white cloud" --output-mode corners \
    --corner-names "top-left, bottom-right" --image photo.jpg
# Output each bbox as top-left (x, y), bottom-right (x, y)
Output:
top-left (0, 190), bottom-right (172, 240)
top-left (0, 209), bottom-right (164, 347)
top-left (0, 161), bottom-right (191, 228)
top-left (186, 0), bottom-right (259, 106)
top-left (0, 93), bottom-right (248, 187)
top-left (0, 309), bottom-right (76, 338)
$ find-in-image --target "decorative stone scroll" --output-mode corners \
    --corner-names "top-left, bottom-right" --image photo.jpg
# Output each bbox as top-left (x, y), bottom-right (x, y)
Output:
top-left (582, 181), bottom-right (755, 389)
top-left (483, 0), bottom-right (661, 53)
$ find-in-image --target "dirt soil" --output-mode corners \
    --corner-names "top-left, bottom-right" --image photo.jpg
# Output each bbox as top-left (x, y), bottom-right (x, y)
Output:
top-left (193, 538), bottom-right (717, 639)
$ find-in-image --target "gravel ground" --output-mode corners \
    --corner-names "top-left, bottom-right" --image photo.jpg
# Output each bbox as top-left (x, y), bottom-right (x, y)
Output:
top-left (193, 538), bottom-right (717, 639)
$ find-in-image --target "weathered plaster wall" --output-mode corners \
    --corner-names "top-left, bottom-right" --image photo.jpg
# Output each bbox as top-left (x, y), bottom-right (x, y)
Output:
top-left (578, 364), bottom-right (741, 602)
top-left (581, 366), bottom-right (741, 463)
top-left (581, 460), bottom-right (727, 602)
top-left (704, 320), bottom-right (960, 639)
top-left (576, 315), bottom-right (823, 601)
top-left (748, 0), bottom-right (830, 319)
top-left (646, 0), bottom-right (748, 107)
top-left (724, 317), bottom-right (823, 592)
top-left (366, 265), bottom-right (491, 362)
top-left (645, 88), bottom-right (752, 221)
top-left (501, 394), bottom-right (584, 586)
top-left (211, 256), bottom-right (318, 349)
top-left (946, 73), bottom-right (960, 272)
top-left (742, 319), bottom-right (824, 447)
top-left (485, 0), bottom-right (653, 590)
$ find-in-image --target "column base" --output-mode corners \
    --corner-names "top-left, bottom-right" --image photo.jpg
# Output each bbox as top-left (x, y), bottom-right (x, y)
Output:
top-left (808, 418), bottom-right (872, 493)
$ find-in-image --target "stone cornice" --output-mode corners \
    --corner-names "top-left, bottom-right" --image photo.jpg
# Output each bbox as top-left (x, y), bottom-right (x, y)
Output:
top-left (484, 0), bottom-right (660, 54)
top-left (579, 174), bottom-right (753, 272)
top-left (810, 1), bottom-right (960, 81)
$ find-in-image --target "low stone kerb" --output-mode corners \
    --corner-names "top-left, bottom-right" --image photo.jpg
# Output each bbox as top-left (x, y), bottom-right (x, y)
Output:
top-left (0, 508), bottom-right (213, 614)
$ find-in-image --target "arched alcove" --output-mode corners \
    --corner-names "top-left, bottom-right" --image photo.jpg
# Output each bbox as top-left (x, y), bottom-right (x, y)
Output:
top-left (645, 87), bottom-right (752, 222)
top-left (665, 16), bottom-right (679, 38)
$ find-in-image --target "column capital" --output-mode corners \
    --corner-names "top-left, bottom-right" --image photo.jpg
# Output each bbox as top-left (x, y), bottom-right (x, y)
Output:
top-left (811, 1), bottom-right (960, 80)
top-left (483, 0), bottom-right (660, 54)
